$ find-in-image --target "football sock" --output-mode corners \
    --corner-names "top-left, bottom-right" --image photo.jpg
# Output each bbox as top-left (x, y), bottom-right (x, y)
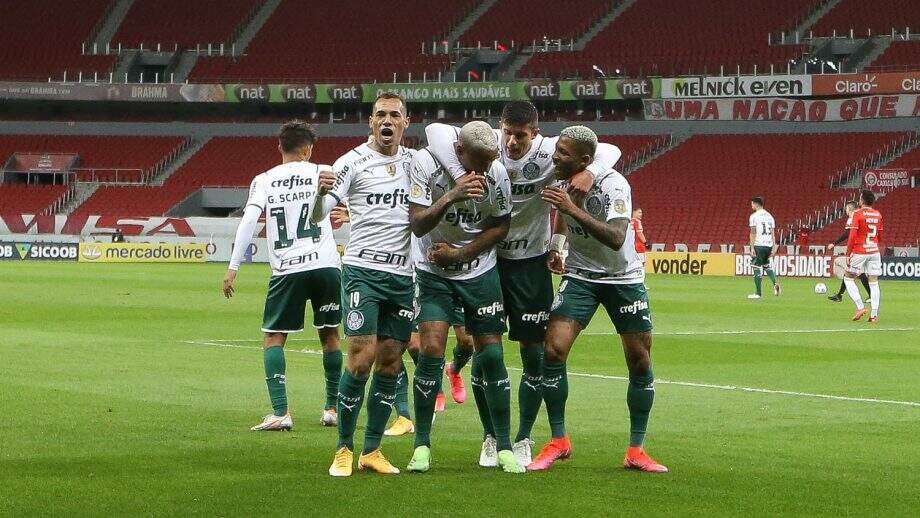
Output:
top-left (766, 267), bottom-right (778, 285)
top-left (542, 362), bottom-right (569, 438)
top-left (515, 344), bottom-right (544, 443)
top-left (451, 342), bottom-right (473, 374)
top-left (836, 279), bottom-right (847, 297)
top-left (408, 348), bottom-right (420, 365)
top-left (363, 372), bottom-right (396, 454)
top-left (412, 354), bottom-right (443, 448)
top-left (336, 369), bottom-right (367, 450)
top-left (627, 369), bottom-right (655, 447)
top-left (753, 268), bottom-right (763, 295)
top-left (470, 350), bottom-right (495, 439)
top-left (323, 350), bottom-right (343, 410)
top-left (859, 273), bottom-right (871, 294)
top-left (394, 360), bottom-right (411, 418)
top-left (263, 346), bottom-right (287, 416)
top-left (478, 344), bottom-right (512, 451)
top-left (869, 282), bottom-right (880, 318)
top-left (843, 276), bottom-right (865, 310)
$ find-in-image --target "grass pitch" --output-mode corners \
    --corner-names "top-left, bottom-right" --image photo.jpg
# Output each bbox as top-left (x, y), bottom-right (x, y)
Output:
top-left (1, 262), bottom-right (918, 516)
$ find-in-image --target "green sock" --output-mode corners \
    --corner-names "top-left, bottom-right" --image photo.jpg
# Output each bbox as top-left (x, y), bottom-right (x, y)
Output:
top-left (363, 372), bottom-right (397, 454)
top-left (323, 350), bottom-right (343, 409)
top-left (627, 370), bottom-right (655, 447)
top-left (542, 362), bottom-right (568, 438)
top-left (263, 346), bottom-right (287, 416)
top-left (478, 343), bottom-right (512, 451)
top-left (394, 360), bottom-right (411, 418)
top-left (515, 344), bottom-right (544, 442)
top-left (451, 342), bottom-right (473, 373)
top-left (766, 268), bottom-right (777, 285)
top-left (470, 351), bottom-right (495, 439)
top-left (412, 354), bottom-right (443, 448)
top-left (753, 268), bottom-right (763, 295)
top-left (336, 369), bottom-right (367, 450)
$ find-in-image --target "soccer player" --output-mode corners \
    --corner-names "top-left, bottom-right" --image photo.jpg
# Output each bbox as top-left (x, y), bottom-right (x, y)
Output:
top-left (424, 101), bottom-right (621, 465)
top-left (309, 93), bottom-right (416, 476)
top-left (531, 125), bottom-right (667, 473)
top-left (223, 121), bottom-right (342, 432)
top-left (632, 208), bottom-right (647, 263)
top-left (827, 201), bottom-right (871, 302)
top-left (406, 121), bottom-right (522, 473)
top-left (748, 196), bottom-right (781, 299)
top-left (844, 190), bottom-right (884, 322)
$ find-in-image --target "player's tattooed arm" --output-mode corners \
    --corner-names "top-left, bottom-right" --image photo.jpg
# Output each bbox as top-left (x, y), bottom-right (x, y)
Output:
top-left (409, 174), bottom-right (485, 237)
top-left (429, 214), bottom-right (511, 267)
top-left (542, 186), bottom-right (627, 250)
top-left (310, 169), bottom-right (338, 224)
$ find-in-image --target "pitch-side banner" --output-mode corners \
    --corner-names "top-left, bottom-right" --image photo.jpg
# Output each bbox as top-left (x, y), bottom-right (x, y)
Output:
top-left (812, 72), bottom-right (920, 96)
top-left (645, 252), bottom-right (735, 276)
top-left (735, 255), bottom-right (834, 278)
top-left (644, 94), bottom-right (920, 121)
top-left (0, 241), bottom-right (78, 261)
top-left (660, 75), bottom-right (812, 98)
top-left (78, 242), bottom-right (208, 262)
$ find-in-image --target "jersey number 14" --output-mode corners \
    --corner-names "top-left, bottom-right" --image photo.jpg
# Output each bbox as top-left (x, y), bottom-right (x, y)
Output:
top-left (270, 203), bottom-right (321, 250)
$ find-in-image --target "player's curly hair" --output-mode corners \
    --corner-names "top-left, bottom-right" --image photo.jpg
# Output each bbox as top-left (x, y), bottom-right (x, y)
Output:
top-left (560, 125), bottom-right (597, 156)
top-left (278, 120), bottom-right (317, 153)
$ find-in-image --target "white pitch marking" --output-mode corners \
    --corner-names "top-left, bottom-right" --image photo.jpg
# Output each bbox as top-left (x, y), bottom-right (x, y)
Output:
top-left (582, 327), bottom-right (916, 337)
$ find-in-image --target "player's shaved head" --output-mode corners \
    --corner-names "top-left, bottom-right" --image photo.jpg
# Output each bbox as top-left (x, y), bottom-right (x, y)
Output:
top-left (559, 125), bottom-right (597, 157)
top-left (456, 120), bottom-right (498, 173)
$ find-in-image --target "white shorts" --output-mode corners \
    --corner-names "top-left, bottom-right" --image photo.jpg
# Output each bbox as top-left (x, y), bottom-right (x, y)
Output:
top-left (847, 253), bottom-right (882, 277)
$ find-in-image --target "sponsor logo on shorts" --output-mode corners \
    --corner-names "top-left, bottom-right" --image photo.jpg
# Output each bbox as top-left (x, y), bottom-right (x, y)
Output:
top-left (619, 300), bottom-right (649, 315)
top-left (346, 310), bottom-right (365, 331)
top-left (521, 311), bottom-right (550, 323)
top-left (551, 294), bottom-right (563, 310)
top-left (476, 302), bottom-right (504, 316)
top-left (398, 309), bottom-right (414, 319)
top-left (319, 303), bottom-right (341, 312)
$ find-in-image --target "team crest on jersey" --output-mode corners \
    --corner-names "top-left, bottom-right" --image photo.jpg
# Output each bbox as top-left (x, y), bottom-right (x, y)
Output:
top-left (386, 164), bottom-right (397, 176)
top-left (410, 183), bottom-right (423, 198)
top-left (346, 310), bottom-right (365, 331)
top-left (585, 195), bottom-right (604, 216)
top-left (522, 161), bottom-right (541, 180)
top-left (614, 199), bottom-right (626, 214)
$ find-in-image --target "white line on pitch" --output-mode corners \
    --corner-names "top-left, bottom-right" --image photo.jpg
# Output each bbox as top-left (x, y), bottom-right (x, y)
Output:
top-left (180, 340), bottom-right (920, 408)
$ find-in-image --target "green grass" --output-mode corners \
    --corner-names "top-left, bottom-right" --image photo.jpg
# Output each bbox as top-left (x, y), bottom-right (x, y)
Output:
top-left (1, 262), bottom-right (918, 516)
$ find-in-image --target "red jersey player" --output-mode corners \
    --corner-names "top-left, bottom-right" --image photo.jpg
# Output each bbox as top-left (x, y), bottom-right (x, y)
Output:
top-left (843, 190), bottom-right (884, 322)
top-left (632, 208), bottom-right (647, 262)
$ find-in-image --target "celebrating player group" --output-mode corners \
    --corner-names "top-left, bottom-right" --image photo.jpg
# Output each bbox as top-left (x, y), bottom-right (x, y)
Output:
top-left (223, 93), bottom-right (670, 476)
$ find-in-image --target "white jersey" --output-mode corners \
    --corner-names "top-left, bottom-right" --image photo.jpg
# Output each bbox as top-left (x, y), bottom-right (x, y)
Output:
top-left (330, 143), bottom-right (415, 276)
top-left (563, 170), bottom-right (644, 284)
top-left (245, 161), bottom-right (340, 276)
top-left (408, 149), bottom-right (512, 280)
top-left (423, 123), bottom-right (621, 260)
top-left (749, 209), bottom-right (776, 247)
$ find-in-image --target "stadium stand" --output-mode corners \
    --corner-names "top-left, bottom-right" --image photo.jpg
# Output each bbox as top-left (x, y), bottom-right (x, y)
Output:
top-left (627, 132), bottom-right (907, 248)
top-left (521, 0), bottom-right (812, 78)
top-left (459, 0), bottom-right (612, 48)
top-left (0, 0), bottom-right (115, 81)
top-left (872, 187), bottom-right (920, 246)
top-left (810, 0), bottom-right (920, 36)
top-left (189, 0), bottom-right (477, 82)
top-left (111, 0), bottom-right (261, 49)
top-left (598, 134), bottom-right (669, 169)
top-left (71, 136), bottom-right (364, 217)
top-left (868, 41), bottom-right (920, 70)
top-left (0, 184), bottom-right (69, 215)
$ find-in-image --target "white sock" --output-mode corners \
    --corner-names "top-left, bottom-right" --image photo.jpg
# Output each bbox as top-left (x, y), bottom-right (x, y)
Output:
top-left (869, 282), bottom-right (880, 317)
top-left (843, 277), bottom-right (864, 310)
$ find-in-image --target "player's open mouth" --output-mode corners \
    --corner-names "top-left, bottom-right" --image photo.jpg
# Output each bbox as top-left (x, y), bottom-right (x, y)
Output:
top-left (380, 127), bottom-right (394, 138)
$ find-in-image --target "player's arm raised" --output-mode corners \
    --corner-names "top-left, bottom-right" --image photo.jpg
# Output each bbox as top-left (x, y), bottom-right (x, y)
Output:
top-left (570, 142), bottom-right (621, 197)
top-left (309, 166), bottom-right (339, 224)
top-left (424, 123), bottom-right (465, 179)
top-left (542, 186), bottom-right (628, 250)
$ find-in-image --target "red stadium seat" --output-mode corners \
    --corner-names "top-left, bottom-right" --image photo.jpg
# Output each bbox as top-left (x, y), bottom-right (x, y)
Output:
top-left (112, 0), bottom-right (260, 49)
top-left (811, 0), bottom-right (920, 36)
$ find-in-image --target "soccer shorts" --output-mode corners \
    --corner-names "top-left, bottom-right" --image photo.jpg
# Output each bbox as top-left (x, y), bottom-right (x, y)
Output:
top-left (262, 267), bottom-right (341, 333)
top-left (416, 267), bottom-right (506, 336)
top-left (498, 253), bottom-right (553, 342)
top-left (341, 264), bottom-right (413, 342)
top-left (752, 245), bottom-right (773, 268)
top-left (847, 253), bottom-right (882, 277)
top-left (550, 276), bottom-right (653, 335)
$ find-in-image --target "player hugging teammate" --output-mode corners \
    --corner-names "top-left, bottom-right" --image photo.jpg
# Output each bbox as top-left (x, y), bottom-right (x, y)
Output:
top-left (225, 96), bottom-right (667, 475)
